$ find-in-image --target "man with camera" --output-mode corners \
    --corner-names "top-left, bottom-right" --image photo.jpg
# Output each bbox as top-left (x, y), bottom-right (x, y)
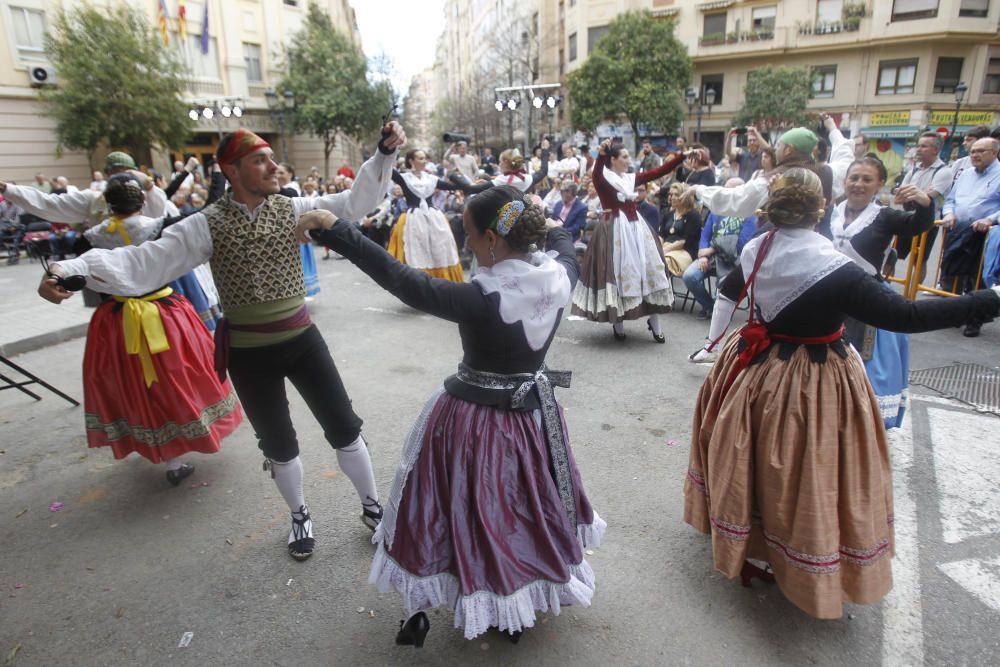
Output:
top-left (726, 126), bottom-right (769, 182)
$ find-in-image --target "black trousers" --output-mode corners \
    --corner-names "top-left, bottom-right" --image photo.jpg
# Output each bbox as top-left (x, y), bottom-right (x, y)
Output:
top-left (227, 325), bottom-right (363, 462)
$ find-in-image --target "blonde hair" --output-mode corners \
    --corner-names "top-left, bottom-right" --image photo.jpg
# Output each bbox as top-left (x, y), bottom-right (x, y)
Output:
top-left (765, 168), bottom-right (825, 228)
top-left (669, 182), bottom-right (695, 215)
top-left (500, 148), bottom-right (525, 172)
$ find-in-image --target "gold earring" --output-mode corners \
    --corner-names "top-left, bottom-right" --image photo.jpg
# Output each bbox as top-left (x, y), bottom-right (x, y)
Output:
top-left (489, 245), bottom-right (496, 263)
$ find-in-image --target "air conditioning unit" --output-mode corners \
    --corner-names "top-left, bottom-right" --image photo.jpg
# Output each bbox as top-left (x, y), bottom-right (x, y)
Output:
top-left (28, 65), bottom-right (57, 87)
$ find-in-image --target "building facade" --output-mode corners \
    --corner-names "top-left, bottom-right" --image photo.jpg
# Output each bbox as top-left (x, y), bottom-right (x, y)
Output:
top-left (0, 0), bottom-right (365, 186)
top-left (426, 0), bottom-right (998, 179)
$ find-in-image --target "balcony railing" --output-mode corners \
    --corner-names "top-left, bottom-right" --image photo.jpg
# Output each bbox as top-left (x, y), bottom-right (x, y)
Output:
top-left (699, 29), bottom-right (774, 47)
top-left (797, 2), bottom-right (867, 36)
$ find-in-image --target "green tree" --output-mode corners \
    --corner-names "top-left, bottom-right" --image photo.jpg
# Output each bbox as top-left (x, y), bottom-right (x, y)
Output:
top-left (732, 65), bottom-right (815, 131)
top-left (279, 2), bottom-right (392, 180)
top-left (41, 4), bottom-right (190, 166)
top-left (567, 11), bottom-right (692, 140)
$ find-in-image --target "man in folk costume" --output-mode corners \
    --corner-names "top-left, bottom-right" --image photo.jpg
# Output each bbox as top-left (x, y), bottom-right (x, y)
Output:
top-left (36, 124), bottom-right (408, 561)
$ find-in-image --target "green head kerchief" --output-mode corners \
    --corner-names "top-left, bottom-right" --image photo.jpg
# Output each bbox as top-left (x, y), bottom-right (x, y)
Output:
top-left (105, 151), bottom-right (137, 171)
top-left (778, 127), bottom-right (819, 155)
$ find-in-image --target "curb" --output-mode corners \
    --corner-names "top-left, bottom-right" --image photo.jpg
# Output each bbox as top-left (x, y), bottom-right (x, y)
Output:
top-left (0, 323), bottom-right (89, 358)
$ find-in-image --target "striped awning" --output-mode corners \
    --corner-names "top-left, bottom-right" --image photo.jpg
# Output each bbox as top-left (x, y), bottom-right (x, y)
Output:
top-left (861, 126), bottom-right (921, 139)
top-left (652, 7), bottom-right (681, 17)
top-left (698, 0), bottom-right (735, 11)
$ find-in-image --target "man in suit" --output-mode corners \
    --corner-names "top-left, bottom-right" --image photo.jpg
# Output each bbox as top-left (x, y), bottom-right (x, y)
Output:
top-left (551, 181), bottom-right (588, 242)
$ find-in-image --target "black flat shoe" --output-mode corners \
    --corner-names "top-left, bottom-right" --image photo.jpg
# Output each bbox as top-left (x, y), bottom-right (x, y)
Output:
top-left (361, 497), bottom-right (383, 533)
top-left (647, 320), bottom-right (665, 344)
top-left (396, 611), bottom-right (429, 648)
top-left (288, 506), bottom-right (315, 561)
top-left (165, 463), bottom-right (195, 486)
top-left (613, 328), bottom-right (626, 341)
top-left (508, 630), bottom-right (523, 644)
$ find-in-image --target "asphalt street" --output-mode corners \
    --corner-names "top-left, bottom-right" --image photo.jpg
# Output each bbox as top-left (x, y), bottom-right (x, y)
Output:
top-left (1, 249), bottom-right (998, 666)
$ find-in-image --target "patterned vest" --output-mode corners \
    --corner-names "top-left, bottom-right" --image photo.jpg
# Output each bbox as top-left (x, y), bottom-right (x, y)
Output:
top-left (204, 195), bottom-right (304, 310)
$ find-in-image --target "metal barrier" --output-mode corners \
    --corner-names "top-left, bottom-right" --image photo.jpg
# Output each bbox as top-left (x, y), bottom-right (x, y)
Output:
top-left (887, 220), bottom-right (988, 300)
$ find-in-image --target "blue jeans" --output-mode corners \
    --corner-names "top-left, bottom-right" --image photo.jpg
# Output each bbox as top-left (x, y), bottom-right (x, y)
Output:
top-left (682, 261), bottom-right (714, 312)
top-left (983, 225), bottom-right (1000, 287)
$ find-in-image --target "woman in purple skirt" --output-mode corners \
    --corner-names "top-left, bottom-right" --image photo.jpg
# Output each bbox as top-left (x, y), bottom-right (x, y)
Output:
top-left (297, 185), bottom-right (605, 646)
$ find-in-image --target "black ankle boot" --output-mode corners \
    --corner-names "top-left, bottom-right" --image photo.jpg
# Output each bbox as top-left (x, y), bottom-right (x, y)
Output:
top-left (165, 463), bottom-right (195, 486)
top-left (396, 611), bottom-right (430, 648)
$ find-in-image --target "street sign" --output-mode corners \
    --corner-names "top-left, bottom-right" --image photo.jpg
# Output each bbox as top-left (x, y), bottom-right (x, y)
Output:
top-left (936, 127), bottom-right (950, 137)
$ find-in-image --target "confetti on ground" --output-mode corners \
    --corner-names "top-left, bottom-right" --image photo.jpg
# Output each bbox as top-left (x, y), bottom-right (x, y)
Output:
top-left (13, 584), bottom-right (25, 590)
top-left (286, 579), bottom-right (293, 587)
top-left (189, 481), bottom-right (212, 489)
top-left (102, 587), bottom-right (112, 592)
top-left (48, 502), bottom-right (63, 512)
top-left (6, 642), bottom-right (22, 663)
top-left (14, 509), bottom-right (27, 519)
top-left (585, 550), bottom-right (594, 556)
top-left (356, 606), bottom-right (366, 614)
top-left (115, 607), bottom-right (125, 618)
top-left (178, 632), bottom-right (194, 648)
top-left (666, 439), bottom-right (679, 447)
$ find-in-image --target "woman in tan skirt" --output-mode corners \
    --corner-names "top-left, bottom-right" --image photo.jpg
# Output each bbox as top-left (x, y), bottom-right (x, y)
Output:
top-left (683, 169), bottom-right (1000, 618)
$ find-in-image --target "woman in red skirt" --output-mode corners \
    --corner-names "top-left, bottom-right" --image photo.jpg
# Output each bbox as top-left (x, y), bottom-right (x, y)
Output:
top-left (41, 174), bottom-right (241, 484)
top-left (300, 185), bottom-right (604, 646)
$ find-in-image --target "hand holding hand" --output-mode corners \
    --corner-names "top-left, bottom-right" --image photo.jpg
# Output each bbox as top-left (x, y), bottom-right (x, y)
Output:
top-left (295, 210), bottom-right (337, 243)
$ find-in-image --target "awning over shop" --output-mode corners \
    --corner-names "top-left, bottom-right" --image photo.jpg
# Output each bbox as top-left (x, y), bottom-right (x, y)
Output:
top-left (698, 0), bottom-right (735, 11)
top-left (861, 126), bottom-right (921, 139)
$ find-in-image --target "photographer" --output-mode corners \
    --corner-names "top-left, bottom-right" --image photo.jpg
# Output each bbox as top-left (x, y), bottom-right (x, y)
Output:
top-left (726, 126), bottom-right (770, 182)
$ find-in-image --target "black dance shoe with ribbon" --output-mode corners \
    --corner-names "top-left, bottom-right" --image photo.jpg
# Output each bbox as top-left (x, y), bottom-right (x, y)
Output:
top-left (395, 611), bottom-right (429, 648)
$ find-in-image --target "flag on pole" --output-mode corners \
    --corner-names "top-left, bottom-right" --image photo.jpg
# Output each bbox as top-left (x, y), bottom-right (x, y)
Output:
top-left (178, 0), bottom-right (187, 43)
top-left (200, 1), bottom-right (209, 55)
top-left (157, 0), bottom-right (170, 46)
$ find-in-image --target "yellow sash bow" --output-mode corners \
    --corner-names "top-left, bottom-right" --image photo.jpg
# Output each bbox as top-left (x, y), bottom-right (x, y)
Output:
top-left (113, 287), bottom-right (173, 387)
top-left (106, 215), bottom-right (133, 246)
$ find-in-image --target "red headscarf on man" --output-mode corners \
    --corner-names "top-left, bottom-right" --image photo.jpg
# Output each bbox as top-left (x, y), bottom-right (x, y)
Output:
top-left (217, 128), bottom-right (270, 165)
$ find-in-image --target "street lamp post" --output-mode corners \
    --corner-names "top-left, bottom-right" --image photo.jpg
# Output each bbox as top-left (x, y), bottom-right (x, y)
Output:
top-left (685, 85), bottom-right (716, 144)
top-left (944, 81), bottom-right (968, 162)
top-left (265, 89), bottom-right (296, 164)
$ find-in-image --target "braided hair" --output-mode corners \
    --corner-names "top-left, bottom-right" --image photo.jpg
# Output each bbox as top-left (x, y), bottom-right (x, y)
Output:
top-left (103, 173), bottom-right (145, 216)
top-left (465, 185), bottom-right (547, 253)
top-left (764, 168), bottom-right (825, 228)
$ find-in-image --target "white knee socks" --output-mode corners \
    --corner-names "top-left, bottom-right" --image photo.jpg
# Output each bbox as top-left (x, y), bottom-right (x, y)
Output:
top-left (648, 314), bottom-right (663, 336)
top-left (336, 435), bottom-right (379, 506)
top-left (271, 456), bottom-right (306, 513)
top-left (612, 321), bottom-right (625, 335)
top-left (164, 458), bottom-right (184, 471)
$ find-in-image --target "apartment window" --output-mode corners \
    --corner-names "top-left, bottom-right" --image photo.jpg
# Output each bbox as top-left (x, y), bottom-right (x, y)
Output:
top-left (10, 6), bottom-right (46, 61)
top-left (703, 11), bottom-right (727, 38)
top-left (891, 0), bottom-right (939, 20)
top-left (283, 0), bottom-right (298, 5)
top-left (569, 0), bottom-right (576, 6)
top-left (959, 0), bottom-right (990, 16)
top-left (752, 6), bottom-right (777, 30)
top-left (587, 25), bottom-right (609, 52)
top-left (877, 59), bottom-right (918, 95)
top-left (984, 57), bottom-right (1000, 94)
top-left (175, 33), bottom-right (220, 79)
top-left (243, 42), bottom-right (262, 83)
top-left (817, 0), bottom-right (843, 22)
top-left (933, 57), bottom-right (963, 93)
top-left (702, 73), bottom-right (724, 105)
top-left (813, 65), bottom-right (837, 98)
top-left (568, 32), bottom-right (577, 61)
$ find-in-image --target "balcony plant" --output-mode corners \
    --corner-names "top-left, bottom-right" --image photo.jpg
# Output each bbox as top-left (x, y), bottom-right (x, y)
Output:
top-left (843, 2), bottom-right (867, 19)
top-left (700, 31), bottom-right (725, 45)
top-left (843, 16), bottom-right (861, 31)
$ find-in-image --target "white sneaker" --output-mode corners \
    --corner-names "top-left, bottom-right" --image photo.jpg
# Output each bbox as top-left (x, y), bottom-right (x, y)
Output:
top-left (688, 347), bottom-right (718, 364)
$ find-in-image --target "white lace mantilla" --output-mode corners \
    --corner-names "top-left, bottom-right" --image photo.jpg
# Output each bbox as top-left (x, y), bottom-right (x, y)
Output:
top-left (829, 201), bottom-right (884, 275)
top-left (473, 251), bottom-right (571, 351)
top-left (740, 227), bottom-right (852, 322)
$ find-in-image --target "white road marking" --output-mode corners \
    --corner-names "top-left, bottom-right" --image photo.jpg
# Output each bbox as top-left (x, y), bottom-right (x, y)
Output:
top-left (938, 556), bottom-right (1000, 614)
top-left (927, 407), bottom-right (1000, 544)
top-left (553, 335), bottom-right (581, 345)
top-left (881, 413), bottom-right (925, 667)
top-left (910, 392), bottom-right (997, 415)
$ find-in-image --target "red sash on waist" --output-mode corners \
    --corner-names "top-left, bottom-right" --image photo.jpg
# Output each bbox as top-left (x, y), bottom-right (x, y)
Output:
top-left (213, 306), bottom-right (312, 381)
top-left (614, 201), bottom-right (639, 222)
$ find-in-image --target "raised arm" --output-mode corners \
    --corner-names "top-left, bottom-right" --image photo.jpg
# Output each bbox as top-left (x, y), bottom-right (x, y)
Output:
top-left (294, 148), bottom-right (396, 221)
top-left (44, 214), bottom-right (213, 298)
top-left (545, 226), bottom-right (580, 289)
top-left (635, 152), bottom-right (685, 187)
top-left (1, 183), bottom-right (97, 222)
top-left (590, 151), bottom-right (619, 210)
top-left (694, 176), bottom-right (769, 219)
top-left (308, 219), bottom-right (489, 323)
